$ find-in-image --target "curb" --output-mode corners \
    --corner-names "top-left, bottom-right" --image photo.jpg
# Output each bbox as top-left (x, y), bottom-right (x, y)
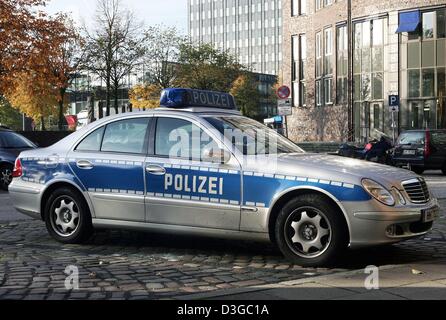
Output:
top-left (173, 264), bottom-right (402, 300)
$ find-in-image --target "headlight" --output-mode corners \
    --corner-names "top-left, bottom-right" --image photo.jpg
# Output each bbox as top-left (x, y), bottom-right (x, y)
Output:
top-left (362, 179), bottom-right (395, 206)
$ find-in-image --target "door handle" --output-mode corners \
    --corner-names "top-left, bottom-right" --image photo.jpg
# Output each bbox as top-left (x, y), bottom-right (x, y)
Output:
top-left (146, 165), bottom-right (166, 175)
top-left (76, 160), bottom-right (94, 170)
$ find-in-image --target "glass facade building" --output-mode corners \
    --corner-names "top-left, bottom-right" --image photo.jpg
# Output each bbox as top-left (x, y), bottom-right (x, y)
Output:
top-left (188, 0), bottom-right (283, 75)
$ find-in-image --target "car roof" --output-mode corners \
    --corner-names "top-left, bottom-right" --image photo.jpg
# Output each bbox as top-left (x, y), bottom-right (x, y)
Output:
top-left (90, 107), bottom-right (242, 124)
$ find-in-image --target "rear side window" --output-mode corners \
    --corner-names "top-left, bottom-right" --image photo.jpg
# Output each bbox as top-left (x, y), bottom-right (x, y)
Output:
top-left (431, 132), bottom-right (446, 145)
top-left (398, 132), bottom-right (425, 145)
top-left (76, 127), bottom-right (105, 151)
top-left (101, 118), bottom-right (150, 154)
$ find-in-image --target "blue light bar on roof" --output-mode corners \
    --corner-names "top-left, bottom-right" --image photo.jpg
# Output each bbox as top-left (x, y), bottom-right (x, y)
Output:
top-left (160, 88), bottom-right (237, 110)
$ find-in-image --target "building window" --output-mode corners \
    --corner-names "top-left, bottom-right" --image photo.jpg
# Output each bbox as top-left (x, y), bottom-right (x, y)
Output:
top-left (316, 0), bottom-right (333, 11)
top-left (316, 80), bottom-right (322, 106)
top-left (316, 32), bottom-right (322, 77)
top-left (292, 34), bottom-right (306, 107)
top-left (337, 25), bottom-right (348, 104)
top-left (353, 19), bottom-right (385, 103)
top-left (315, 28), bottom-right (333, 106)
top-left (404, 8), bottom-right (446, 105)
top-left (292, 0), bottom-right (306, 16)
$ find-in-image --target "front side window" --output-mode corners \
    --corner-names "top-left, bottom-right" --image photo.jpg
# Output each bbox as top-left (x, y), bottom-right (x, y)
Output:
top-left (205, 116), bottom-right (304, 155)
top-left (101, 118), bottom-right (149, 154)
top-left (155, 117), bottom-right (217, 161)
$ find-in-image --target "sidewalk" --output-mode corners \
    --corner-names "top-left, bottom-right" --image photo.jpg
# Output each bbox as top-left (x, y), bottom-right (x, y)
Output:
top-left (176, 259), bottom-right (446, 300)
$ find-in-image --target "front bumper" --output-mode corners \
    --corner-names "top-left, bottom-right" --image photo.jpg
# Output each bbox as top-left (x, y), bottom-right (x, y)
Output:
top-left (343, 197), bottom-right (440, 249)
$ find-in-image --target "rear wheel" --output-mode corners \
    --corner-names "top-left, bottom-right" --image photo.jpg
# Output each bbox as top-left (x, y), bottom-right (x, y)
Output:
top-left (0, 164), bottom-right (13, 191)
top-left (275, 194), bottom-right (348, 267)
top-left (44, 187), bottom-right (93, 244)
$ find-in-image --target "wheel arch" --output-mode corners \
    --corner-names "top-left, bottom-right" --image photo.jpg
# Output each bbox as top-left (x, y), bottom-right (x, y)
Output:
top-left (267, 186), bottom-right (352, 245)
top-left (40, 179), bottom-right (94, 221)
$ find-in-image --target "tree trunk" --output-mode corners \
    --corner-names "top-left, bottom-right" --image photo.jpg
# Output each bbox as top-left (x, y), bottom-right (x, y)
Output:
top-left (58, 88), bottom-right (66, 131)
top-left (106, 76), bottom-right (111, 117)
top-left (114, 86), bottom-right (119, 114)
top-left (98, 100), bottom-right (103, 119)
top-left (40, 116), bottom-right (46, 131)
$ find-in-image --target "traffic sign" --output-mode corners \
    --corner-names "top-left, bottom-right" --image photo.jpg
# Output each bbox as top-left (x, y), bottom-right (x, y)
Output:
top-left (389, 95), bottom-right (400, 112)
top-left (278, 99), bottom-right (292, 116)
top-left (277, 86), bottom-right (291, 100)
top-left (389, 95), bottom-right (399, 106)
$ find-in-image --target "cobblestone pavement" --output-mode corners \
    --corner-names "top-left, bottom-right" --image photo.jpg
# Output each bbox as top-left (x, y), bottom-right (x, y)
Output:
top-left (0, 199), bottom-right (445, 300)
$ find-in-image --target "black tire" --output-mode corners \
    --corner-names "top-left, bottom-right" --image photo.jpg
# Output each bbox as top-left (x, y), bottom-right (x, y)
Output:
top-left (411, 167), bottom-right (425, 175)
top-left (0, 164), bottom-right (13, 191)
top-left (44, 187), bottom-right (93, 244)
top-left (442, 163), bottom-right (446, 176)
top-left (275, 194), bottom-right (348, 267)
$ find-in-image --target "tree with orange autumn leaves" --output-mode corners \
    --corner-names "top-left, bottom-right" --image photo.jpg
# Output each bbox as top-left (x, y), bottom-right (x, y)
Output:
top-left (1, 0), bottom-right (81, 129)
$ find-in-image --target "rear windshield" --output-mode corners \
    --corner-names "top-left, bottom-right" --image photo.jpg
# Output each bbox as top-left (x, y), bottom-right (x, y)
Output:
top-left (0, 131), bottom-right (35, 149)
top-left (397, 132), bottom-right (425, 145)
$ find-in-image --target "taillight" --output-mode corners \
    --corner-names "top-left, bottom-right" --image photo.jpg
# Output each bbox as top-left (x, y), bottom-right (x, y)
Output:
top-left (425, 130), bottom-right (431, 158)
top-left (12, 158), bottom-right (23, 178)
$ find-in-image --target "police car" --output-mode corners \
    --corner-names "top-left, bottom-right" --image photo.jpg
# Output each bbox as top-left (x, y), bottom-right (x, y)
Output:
top-left (9, 88), bottom-right (440, 266)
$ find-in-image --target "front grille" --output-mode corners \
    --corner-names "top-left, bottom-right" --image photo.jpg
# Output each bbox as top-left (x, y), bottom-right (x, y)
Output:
top-left (402, 178), bottom-right (430, 204)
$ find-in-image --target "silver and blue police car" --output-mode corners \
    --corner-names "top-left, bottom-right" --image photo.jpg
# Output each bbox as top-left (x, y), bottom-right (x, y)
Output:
top-left (9, 88), bottom-right (440, 266)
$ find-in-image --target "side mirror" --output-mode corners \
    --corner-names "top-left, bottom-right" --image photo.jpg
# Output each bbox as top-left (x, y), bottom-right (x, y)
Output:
top-left (202, 147), bottom-right (231, 164)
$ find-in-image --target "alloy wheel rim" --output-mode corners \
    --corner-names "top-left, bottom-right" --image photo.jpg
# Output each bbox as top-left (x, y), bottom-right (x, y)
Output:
top-left (50, 196), bottom-right (80, 237)
top-left (1, 168), bottom-right (12, 186)
top-left (284, 206), bottom-right (332, 259)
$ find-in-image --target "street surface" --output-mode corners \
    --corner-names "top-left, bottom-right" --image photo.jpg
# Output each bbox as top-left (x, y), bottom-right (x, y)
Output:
top-left (0, 171), bottom-right (445, 300)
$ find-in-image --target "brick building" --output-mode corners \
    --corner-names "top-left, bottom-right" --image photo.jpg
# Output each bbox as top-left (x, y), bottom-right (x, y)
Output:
top-left (282, 0), bottom-right (446, 142)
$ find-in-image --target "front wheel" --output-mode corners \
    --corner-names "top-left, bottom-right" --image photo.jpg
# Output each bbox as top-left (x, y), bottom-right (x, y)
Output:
top-left (275, 194), bottom-right (348, 267)
top-left (44, 187), bottom-right (93, 244)
top-left (0, 164), bottom-right (13, 191)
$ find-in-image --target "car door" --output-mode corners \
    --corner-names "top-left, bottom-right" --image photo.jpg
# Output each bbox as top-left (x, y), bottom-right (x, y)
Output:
top-left (68, 117), bottom-right (151, 222)
top-left (144, 116), bottom-right (242, 231)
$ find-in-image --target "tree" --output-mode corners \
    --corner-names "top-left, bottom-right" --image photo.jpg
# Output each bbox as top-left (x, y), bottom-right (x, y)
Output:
top-left (110, 34), bottom-right (145, 114)
top-left (7, 71), bottom-right (58, 130)
top-left (81, 0), bottom-right (143, 117)
top-left (129, 84), bottom-right (162, 110)
top-left (44, 17), bottom-right (83, 130)
top-left (0, 0), bottom-right (52, 94)
top-left (26, 15), bottom-right (82, 130)
top-left (230, 74), bottom-right (261, 119)
top-left (0, 97), bottom-right (23, 130)
top-left (175, 43), bottom-right (246, 92)
top-left (141, 25), bottom-right (186, 88)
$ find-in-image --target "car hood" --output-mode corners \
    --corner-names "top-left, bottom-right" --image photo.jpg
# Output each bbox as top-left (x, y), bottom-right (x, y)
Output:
top-left (244, 153), bottom-right (418, 189)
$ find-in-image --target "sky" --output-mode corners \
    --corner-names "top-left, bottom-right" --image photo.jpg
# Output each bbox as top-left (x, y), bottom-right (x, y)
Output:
top-left (43, 0), bottom-right (188, 34)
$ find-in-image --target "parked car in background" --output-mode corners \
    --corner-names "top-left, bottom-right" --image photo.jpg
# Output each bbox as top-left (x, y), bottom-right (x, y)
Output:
top-left (0, 128), bottom-right (37, 190)
top-left (393, 130), bottom-right (446, 175)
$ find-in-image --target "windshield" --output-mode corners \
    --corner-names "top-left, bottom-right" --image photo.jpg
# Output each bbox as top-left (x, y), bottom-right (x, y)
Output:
top-left (397, 132), bottom-right (425, 145)
top-left (205, 116), bottom-right (304, 155)
top-left (0, 132), bottom-right (35, 149)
